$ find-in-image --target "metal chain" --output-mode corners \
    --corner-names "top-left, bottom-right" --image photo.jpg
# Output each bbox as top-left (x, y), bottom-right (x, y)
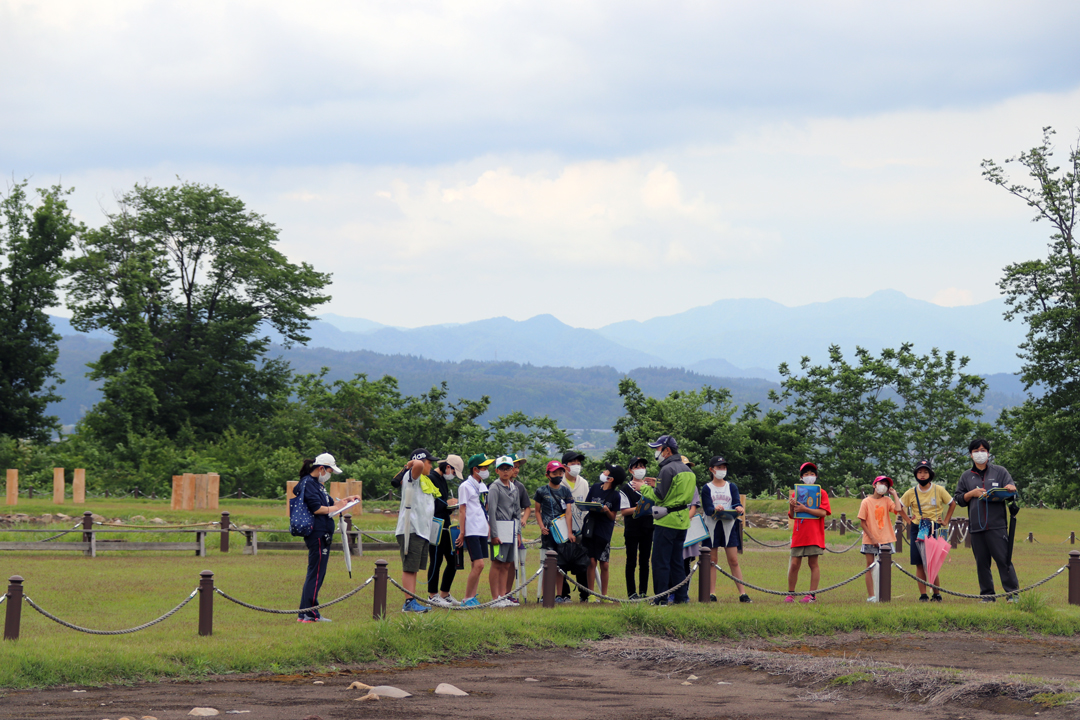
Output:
top-left (712, 561), bottom-right (877, 596)
top-left (890, 562), bottom-right (1067, 600)
top-left (23, 589), bottom-right (198, 635)
top-left (215, 576), bottom-right (374, 614)
top-left (38, 522), bottom-right (84, 542)
top-left (390, 566), bottom-right (543, 610)
top-left (557, 561), bottom-right (699, 604)
top-left (823, 537), bottom-right (864, 554)
top-left (742, 530), bottom-right (789, 548)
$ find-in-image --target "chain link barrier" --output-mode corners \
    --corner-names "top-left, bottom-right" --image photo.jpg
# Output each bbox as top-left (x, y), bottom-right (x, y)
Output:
top-left (390, 566), bottom-right (543, 610)
top-left (890, 562), bottom-right (1067, 600)
top-left (823, 537), bottom-right (863, 554)
top-left (742, 530), bottom-right (789, 548)
top-left (23, 589), bottom-right (198, 635)
top-left (712, 560), bottom-right (877, 597)
top-left (557, 561), bottom-right (700, 604)
top-left (215, 576), bottom-right (375, 614)
top-left (36, 522), bottom-right (84, 542)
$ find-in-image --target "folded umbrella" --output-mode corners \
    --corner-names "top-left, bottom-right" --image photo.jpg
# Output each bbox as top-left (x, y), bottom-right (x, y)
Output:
top-left (922, 534), bottom-right (950, 587)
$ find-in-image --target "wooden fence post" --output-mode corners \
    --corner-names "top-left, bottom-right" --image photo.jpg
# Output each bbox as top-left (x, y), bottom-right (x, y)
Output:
top-left (171, 475), bottom-right (182, 510)
top-left (220, 512), bottom-right (230, 553)
top-left (543, 550), bottom-right (558, 608)
top-left (894, 519), bottom-right (904, 553)
top-left (5, 469), bottom-right (16, 506)
top-left (198, 570), bottom-right (214, 636)
top-left (698, 553), bottom-right (711, 602)
top-left (878, 546), bottom-right (892, 602)
top-left (347, 479), bottom-right (363, 515)
top-left (4, 575), bottom-right (23, 640)
top-left (73, 468), bottom-right (85, 504)
top-left (52, 467), bottom-right (65, 504)
top-left (839, 513), bottom-right (847, 536)
top-left (182, 473), bottom-right (196, 511)
top-left (373, 559), bottom-right (389, 619)
top-left (207, 473), bottom-right (219, 510)
top-left (1069, 551), bottom-right (1080, 607)
top-left (194, 474), bottom-right (208, 510)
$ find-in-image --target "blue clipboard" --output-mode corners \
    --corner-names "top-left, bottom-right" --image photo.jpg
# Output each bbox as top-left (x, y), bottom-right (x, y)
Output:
top-left (795, 484), bottom-right (822, 519)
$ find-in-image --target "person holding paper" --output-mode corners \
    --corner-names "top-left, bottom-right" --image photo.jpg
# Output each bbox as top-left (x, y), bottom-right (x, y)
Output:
top-left (955, 438), bottom-right (1020, 601)
top-left (534, 460), bottom-right (583, 603)
top-left (858, 475), bottom-right (902, 602)
top-left (899, 460), bottom-right (955, 602)
top-left (456, 454), bottom-right (493, 607)
top-left (394, 448), bottom-right (441, 613)
top-left (583, 464), bottom-right (623, 601)
top-left (786, 462), bottom-right (831, 603)
top-left (701, 456), bottom-right (749, 603)
top-left (425, 455), bottom-right (463, 607)
top-left (295, 454), bottom-right (360, 623)
top-left (620, 456), bottom-right (654, 599)
top-left (487, 456), bottom-right (522, 607)
top-left (633, 434), bottom-right (695, 606)
top-left (560, 450), bottom-right (590, 532)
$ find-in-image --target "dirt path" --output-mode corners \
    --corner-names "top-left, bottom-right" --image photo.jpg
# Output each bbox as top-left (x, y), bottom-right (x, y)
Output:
top-left (2, 633), bottom-right (1078, 720)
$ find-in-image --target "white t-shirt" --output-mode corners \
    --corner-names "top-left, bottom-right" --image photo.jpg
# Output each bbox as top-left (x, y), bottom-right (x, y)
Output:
top-left (458, 475), bottom-right (490, 537)
top-left (707, 481), bottom-right (732, 511)
top-left (618, 491), bottom-right (630, 511)
top-left (561, 474), bottom-right (590, 532)
top-left (394, 472), bottom-right (435, 540)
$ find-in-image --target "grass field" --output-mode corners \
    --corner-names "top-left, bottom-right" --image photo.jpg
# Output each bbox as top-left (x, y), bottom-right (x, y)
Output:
top-left (2, 495), bottom-right (1080, 689)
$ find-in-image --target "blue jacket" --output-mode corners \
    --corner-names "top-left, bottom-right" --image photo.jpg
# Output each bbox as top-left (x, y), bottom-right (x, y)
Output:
top-left (295, 475), bottom-right (335, 536)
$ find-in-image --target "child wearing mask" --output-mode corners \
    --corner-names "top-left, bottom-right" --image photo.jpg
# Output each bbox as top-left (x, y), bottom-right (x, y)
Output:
top-left (786, 462), bottom-right (831, 603)
top-left (858, 475), bottom-right (902, 602)
top-left (899, 460), bottom-right (955, 601)
top-left (560, 450), bottom-right (590, 533)
top-left (620, 456), bottom-right (654, 599)
top-left (700, 456), bottom-right (749, 603)
top-left (456, 454), bottom-right (494, 607)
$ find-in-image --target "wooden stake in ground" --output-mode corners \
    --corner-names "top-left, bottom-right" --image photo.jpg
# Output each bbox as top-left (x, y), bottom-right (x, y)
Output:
top-left (347, 479), bottom-right (363, 514)
top-left (182, 473), bottom-right (196, 511)
top-left (5, 469), bottom-right (16, 506)
top-left (195, 474), bottom-right (209, 510)
top-left (73, 468), bottom-right (86, 504)
top-left (53, 467), bottom-right (65, 504)
top-left (207, 473), bottom-right (219, 510)
top-left (171, 475), bottom-right (182, 510)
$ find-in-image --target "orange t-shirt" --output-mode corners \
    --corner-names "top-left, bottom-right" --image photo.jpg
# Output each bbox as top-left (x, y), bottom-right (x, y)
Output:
top-left (857, 494), bottom-right (897, 545)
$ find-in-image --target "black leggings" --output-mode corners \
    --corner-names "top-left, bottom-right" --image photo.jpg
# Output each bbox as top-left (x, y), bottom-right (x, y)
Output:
top-left (427, 527), bottom-right (458, 595)
top-left (625, 532), bottom-right (652, 596)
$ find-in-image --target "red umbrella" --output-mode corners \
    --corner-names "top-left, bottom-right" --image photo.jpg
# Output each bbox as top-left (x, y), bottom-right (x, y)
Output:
top-left (921, 535), bottom-right (951, 586)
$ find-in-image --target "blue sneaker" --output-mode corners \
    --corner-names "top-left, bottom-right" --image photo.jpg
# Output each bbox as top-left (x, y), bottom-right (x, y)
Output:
top-left (461, 596), bottom-right (481, 608)
top-left (402, 598), bottom-right (430, 613)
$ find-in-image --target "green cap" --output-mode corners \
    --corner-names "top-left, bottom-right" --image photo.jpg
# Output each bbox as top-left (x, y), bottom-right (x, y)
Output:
top-left (467, 453), bottom-right (495, 472)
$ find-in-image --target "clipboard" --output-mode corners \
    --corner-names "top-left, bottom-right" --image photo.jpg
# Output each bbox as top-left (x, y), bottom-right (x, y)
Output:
top-left (794, 484), bottom-right (821, 519)
top-left (329, 498), bottom-right (361, 517)
top-left (575, 501), bottom-right (604, 512)
top-left (549, 514), bottom-right (570, 544)
top-left (684, 514), bottom-right (710, 547)
top-left (429, 517), bottom-right (445, 546)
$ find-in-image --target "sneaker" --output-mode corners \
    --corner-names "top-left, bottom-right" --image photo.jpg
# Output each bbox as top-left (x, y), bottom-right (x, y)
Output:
top-left (297, 617), bottom-right (316, 623)
top-left (490, 598), bottom-right (514, 608)
top-left (444, 593), bottom-right (461, 606)
top-left (402, 598), bottom-right (430, 613)
top-left (628, 592), bottom-right (640, 600)
top-left (1007, 595), bottom-right (1019, 603)
top-left (709, 594), bottom-right (718, 602)
top-left (919, 594), bottom-right (929, 603)
top-left (507, 596), bottom-right (521, 605)
top-left (930, 594), bottom-right (942, 603)
top-left (739, 594), bottom-right (752, 604)
top-left (428, 595), bottom-right (451, 607)
top-left (585, 595), bottom-right (599, 604)
top-left (461, 596), bottom-right (481, 608)
top-left (784, 595), bottom-right (795, 603)
top-left (312, 616), bottom-right (333, 622)
top-left (866, 596), bottom-right (877, 603)
top-left (980, 596), bottom-right (996, 603)
top-left (800, 594), bottom-right (816, 604)
top-left (555, 596), bottom-right (571, 604)
top-left (666, 595), bottom-right (675, 606)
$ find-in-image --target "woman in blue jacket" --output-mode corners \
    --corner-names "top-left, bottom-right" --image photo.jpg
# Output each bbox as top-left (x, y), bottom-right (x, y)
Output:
top-left (701, 456), bottom-right (750, 603)
top-left (295, 453), bottom-right (358, 622)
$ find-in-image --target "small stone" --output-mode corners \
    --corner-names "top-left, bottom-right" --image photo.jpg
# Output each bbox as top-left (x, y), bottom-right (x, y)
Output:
top-left (73, 690), bottom-right (86, 693)
top-left (130, 515), bottom-right (146, 522)
top-left (188, 709), bottom-right (220, 717)
top-left (150, 518), bottom-right (167, 524)
top-left (91, 514), bottom-right (106, 523)
top-left (312, 680), bottom-right (324, 685)
top-left (355, 693), bottom-right (379, 702)
top-left (687, 675), bottom-right (699, 681)
top-left (717, 681), bottom-right (732, 685)
top-left (435, 683), bottom-right (468, 696)
top-left (681, 681), bottom-right (692, 685)
top-left (368, 685), bottom-right (411, 698)
top-left (347, 681), bottom-right (372, 690)
top-left (524, 678), bottom-right (539, 682)
top-left (224, 713), bottom-right (250, 716)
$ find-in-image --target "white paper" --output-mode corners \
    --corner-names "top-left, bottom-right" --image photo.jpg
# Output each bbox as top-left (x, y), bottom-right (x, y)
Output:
top-left (495, 520), bottom-right (515, 544)
top-left (329, 498), bottom-right (361, 517)
top-left (683, 514), bottom-right (710, 547)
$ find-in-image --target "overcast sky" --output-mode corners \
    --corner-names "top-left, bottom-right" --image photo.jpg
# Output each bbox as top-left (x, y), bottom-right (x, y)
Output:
top-left (4, 1), bottom-right (1080, 328)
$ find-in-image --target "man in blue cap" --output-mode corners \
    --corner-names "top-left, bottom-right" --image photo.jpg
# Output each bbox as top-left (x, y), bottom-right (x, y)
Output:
top-left (632, 434), bottom-right (696, 604)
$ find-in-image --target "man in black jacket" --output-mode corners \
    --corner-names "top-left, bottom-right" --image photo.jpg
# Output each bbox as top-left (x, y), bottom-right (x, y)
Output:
top-left (620, 456), bottom-right (654, 599)
top-left (954, 438), bottom-right (1020, 601)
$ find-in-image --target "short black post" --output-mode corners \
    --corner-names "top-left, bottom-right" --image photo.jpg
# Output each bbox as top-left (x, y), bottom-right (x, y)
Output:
top-left (894, 520), bottom-right (904, 553)
top-left (82, 511), bottom-right (93, 542)
top-left (4, 575), bottom-right (23, 641)
top-left (878, 547), bottom-right (892, 602)
top-left (1070, 531), bottom-right (1076, 545)
top-left (698, 554), bottom-right (711, 602)
top-left (373, 559), bottom-right (388, 619)
top-left (949, 519), bottom-right (959, 549)
top-left (1068, 551), bottom-right (1080, 607)
top-left (220, 512), bottom-right (230, 553)
top-left (27, 487), bottom-right (32, 500)
top-left (839, 513), bottom-right (846, 536)
top-left (134, 487), bottom-right (140, 499)
top-left (1028, 532), bottom-right (1034, 543)
top-left (198, 570), bottom-right (214, 637)
top-left (543, 550), bottom-right (558, 608)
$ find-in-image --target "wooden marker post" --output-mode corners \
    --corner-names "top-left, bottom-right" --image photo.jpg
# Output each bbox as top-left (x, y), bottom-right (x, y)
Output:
top-left (171, 476), bottom-right (182, 510)
top-left (5, 470), bottom-right (16, 506)
top-left (182, 473), bottom-right (196, 511)
top-left (329, 481), bottom-right (345, 500)
top-left (347, 479), bottom-right (363, 514)
top-left (73, 468), bottom-right (86, 504)
top-left (52, 467), bottom-right (65, 504)
top-left (207, 473), bottom-right (220, 510)
top-left (194, 474), bottom-right (209, 510)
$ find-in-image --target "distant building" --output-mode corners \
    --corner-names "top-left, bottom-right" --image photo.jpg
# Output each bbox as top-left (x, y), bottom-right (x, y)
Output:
top-left (575, 441), bottom-right (596, 450)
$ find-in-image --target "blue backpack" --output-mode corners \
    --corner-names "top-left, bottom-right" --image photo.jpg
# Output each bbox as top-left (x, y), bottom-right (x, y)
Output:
top-left (289, 477), bottom-right (315, 537)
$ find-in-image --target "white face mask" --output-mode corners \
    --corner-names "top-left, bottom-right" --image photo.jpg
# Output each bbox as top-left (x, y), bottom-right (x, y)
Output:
top-left (972, 451), bottom-right (989, 465)
top-left (599, 473), bottom-right (609, 484)
top-left (632, 468), bottom-right (647, 481)
top-left (875, 483), bottom-right (888, 495)
top-left (713, 469), bottom-right (727, 480)
top-left (654, 449), bottom-right (663, 461)
top-left (444, 471), bottom-right (455, 481)
top-left (477, 469), bottom-right (490, 481)
top-left (802, 475), bottom-right (817, 484)
top-left (568, 464), bottom-right (582, 477)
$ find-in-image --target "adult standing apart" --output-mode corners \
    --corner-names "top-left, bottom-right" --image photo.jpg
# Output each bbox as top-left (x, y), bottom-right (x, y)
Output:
top-left (561, 450), bottom-right (590, 533)
top-left (394, 448), bottom-right (441, 613)
top-left (426, 455), bottom-right (463, 607)
top-left (899, 460), bottom-right (955, 602)
top-left (701, 456), bottom-right (750, 603)
top-left (620, 456), bottom-right (654, 599)
top-left (633, 434), bottom-right (695, 605)
top-left (583, 464), bottom-right (624, 601)
top-left (296, 454), bottom-right (359, 622)
top-left (456, 454), bottom-right (494, 607)
top-left (955, 438), bottom-right (1020, 602)
top-left (487, 456), bottom-right (522, 607)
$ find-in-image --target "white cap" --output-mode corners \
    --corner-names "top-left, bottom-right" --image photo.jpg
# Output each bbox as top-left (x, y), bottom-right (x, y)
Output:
top-left (495, 455), bottom-right (515, 468)
top-left (314, 452), bottom-right (342, 474)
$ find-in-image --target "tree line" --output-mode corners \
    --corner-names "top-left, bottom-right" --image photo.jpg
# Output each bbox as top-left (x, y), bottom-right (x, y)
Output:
top-left (1, 128), bottom-right (1077, 505)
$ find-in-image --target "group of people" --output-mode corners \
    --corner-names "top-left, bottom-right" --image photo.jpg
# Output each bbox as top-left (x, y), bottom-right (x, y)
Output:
top-left (291, 435), bottom-right (1022, 618)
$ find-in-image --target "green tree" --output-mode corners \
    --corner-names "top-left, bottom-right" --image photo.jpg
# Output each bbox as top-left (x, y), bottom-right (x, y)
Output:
top-left (982, 127), bottom-right (1080, 503)
top-left (67, 181), bottom-right (331, 445)
top-left (0, 181), bottom-right (80, 441)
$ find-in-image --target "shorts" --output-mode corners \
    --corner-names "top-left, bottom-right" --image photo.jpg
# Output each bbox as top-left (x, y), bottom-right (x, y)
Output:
top-left (790, 545), bottom-right (824, 557)
top-left (490, 539), bottom-right (515, 563)
top-left (584, 536), bottom-right (611, 562)
top-left (396, 533), bottom-right (429, 573)
top-left (909, 525), bottom-right (925, 565)
top-left (861, 542), bottom-right (895, 555)
top-left (464, 535), bottom-right (488, 562)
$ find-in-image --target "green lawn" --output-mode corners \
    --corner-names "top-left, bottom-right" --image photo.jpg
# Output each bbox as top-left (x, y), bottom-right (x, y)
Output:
top-left (2, 496), bottom-right (1079, 689)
